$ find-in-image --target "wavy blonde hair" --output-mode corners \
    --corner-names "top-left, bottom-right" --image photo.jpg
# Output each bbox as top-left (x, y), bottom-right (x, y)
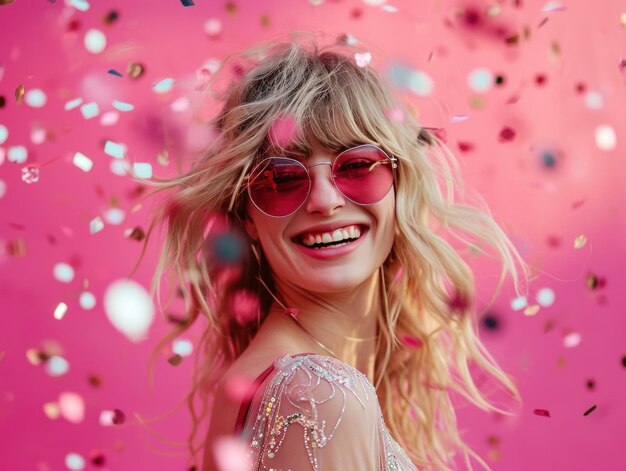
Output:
top-left (132, 35), bottom-right (529, 470)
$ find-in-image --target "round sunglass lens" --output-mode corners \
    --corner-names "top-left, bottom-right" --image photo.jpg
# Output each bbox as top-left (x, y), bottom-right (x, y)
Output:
top-left (248, 158), bottom-right (309, 216)
top-left (333, 146), bottom-right (394, 204)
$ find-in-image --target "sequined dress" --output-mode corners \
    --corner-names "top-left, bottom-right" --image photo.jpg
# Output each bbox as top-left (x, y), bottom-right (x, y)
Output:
top-left (234, 352), bottom-right (418, 470)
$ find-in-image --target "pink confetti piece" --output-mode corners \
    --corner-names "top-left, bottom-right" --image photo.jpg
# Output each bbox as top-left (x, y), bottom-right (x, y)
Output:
top-left (213, 436), bottom-right (252, 471)
top-left (59, 392), bottom-right (85, 423)
top-left (355, 52), bottom-right (372, 67)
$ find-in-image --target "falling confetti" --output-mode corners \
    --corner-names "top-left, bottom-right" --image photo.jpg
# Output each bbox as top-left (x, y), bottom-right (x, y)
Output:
top-left (90, 216), bottom-right (104, 234)
top-left (59, 392), bottom-right (86, 423)
top-left (573, 235), bottom-right (587, 249)
top-left (8, 146), bottom-right (28, 163)
top-left (73, 152), bottom-right (93, 172)
top-left (533, 408), bottom-right (551, 417)
top-left (595, 125), bottom-right (616, 150)
top-left (69, 0), bottom-right (90, 12)
top-left (563, 331), bottom-right (582, 348)
top-left (127, 63), bottom-right (145, 79)
top-left (180, 0), bottom-right (195, 6)
top-left (536, 287), bottom-right (555, 307)
top-left (65, 97), bottom-right (83, 110)
top-left (213, 436), bottom-right (252, 471)
top-left (80, 102), bottom-right (100, 119)
top-left (54, 302), bottom-right (68, 320)
top-left (25, 89), bottom-right (47, 107)
top-left (542, 2), bottom-right (566, 13)
top-left (65, 453), bottom-right (86, 471)
top-left (468, 68), bottom-right (493, 93)
top-left (172, 339), bottom-right (193, 356)
top-left (107, 69), bottom-right (123, 77)
top-left (112, 408), bottom-right (126, 425)
top-left (15, 84), bottom-right (25, 104)
top-left (104, 140), bottom-right (126, 159)
top-left (354, 52), bottom-right (372, 67)
top-left (84, 29), bottom-right (107, 54)
top-left (510, 295), bottom-right (527, 311)
top-left (21, 165), bottom-right (40, 184)
top-left (583, 405), bottom-right (597, 416)
top-left (0, 124), bottom-right (7, 144)
top-left (53, 262), bottom-right (75, 283)
top-left (112, 100), bottom-right (134, 112)
top-left (103, 279), bottom-right (155, 341)
top-left (153, 78), bottom-right (175, 93)
top-left (498, 126), bottom-right (516, 142)
top-left (46, 355), bottom-right (70, 376)
top-left (524, 304), bottom-right (540, 316)
top-left (204, 19), bottom-right (222, 37)
top-left (79, 291), bottom-right (96, 309)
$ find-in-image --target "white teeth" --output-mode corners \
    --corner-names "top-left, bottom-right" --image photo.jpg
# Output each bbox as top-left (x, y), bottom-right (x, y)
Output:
top-left (299, 225), bottom-right (364, 247)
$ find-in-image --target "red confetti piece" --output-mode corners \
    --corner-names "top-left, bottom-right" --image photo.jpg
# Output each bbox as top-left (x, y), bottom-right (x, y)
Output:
top-left (112, 409), bottom-right (126, 425)
top-left (499, 126), bottom-right (516, 142)
top-left (458, 141), bottom-right (474, 152)
top-left (583, 405), bottom-right (597, 416)
top-left (533, 408), bottom-right (551, 417)
top-left (401, 335), bottom-right (423, 349)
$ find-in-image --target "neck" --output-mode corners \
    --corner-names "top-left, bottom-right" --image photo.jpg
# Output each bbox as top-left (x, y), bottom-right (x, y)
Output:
top-left (263, 268), bottom-right (385, 381)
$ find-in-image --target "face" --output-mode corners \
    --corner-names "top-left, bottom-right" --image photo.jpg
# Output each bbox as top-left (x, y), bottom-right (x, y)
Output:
top-left (244, 143), bottom-right (396, 294)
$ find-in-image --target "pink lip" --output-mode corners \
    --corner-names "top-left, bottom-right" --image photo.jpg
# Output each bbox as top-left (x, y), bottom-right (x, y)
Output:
top-left (293, 227), bottom-right (369, 260)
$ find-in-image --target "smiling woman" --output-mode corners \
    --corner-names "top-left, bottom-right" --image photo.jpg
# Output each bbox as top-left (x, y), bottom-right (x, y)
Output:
top-left (131, 33), bottom-right (529, 471)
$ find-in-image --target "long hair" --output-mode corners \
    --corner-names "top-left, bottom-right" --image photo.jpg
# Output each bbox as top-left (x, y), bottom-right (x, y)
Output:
top-left (131, 34), bottom-right (529, 470)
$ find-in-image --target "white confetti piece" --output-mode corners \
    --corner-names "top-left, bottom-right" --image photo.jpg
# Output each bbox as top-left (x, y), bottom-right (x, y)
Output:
top-left (536, 287), bottom-right (555, 307)
top-left (8, 146), bottom-right (28, 163)
top-left (69, 0), bottom-right (90, 11)
top-left (79, 291), bottom-right (96, 310)
top-left (104, 279), bottom-right (155, 342)
top-left (73, 151), bottom-right (93, 172)
top-left (84, 29), bottom-right (106, 54)
top-left (65, 452), bottom-right (86, 470)
top-left (104, 140), bottom-right (126, 159)
top-left (468, 68), bottom-right (493, 93)
top-left (595, 125), bottom-right (616, 150)
top-left (112, 100), bottom-right (134, 112)
top-left (511, 295), bottom-right (527, 311)
top-left (46, 355), bottom-right (69, 376)
top-left (173, 339), bottom-right (193, 357)
top-left (54, 302), bottom-right (68, 320)
top-left (153, 78), bottom-right (175, 93)
top-left (80, 102), bottom-right (100, 119)
top-left (53, 262), bottom-right (75, 283)
top-left (25, 89), bottom-right (47, 108)
top-left (65, 97), bottom-right (83, 110)
top-left (563, 332), bottom-right (581, 348)
top-left (0, 124), bottom-right (8, 145)
top-left (133, 162), bottom-right (152, 178)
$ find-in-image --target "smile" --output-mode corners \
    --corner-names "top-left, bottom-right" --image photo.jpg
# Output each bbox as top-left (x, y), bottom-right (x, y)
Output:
top-left (297, 224), bottom-right (363, 248)
top-left (292, 226), bottom-right (369, 260)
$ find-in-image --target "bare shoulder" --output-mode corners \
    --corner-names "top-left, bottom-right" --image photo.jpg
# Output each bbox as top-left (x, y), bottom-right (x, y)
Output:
top-left (201, 338), bottom-right (294, 471)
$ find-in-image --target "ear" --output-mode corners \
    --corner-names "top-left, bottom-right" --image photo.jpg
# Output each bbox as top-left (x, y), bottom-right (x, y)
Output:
top-left (242, 216), bottom-right (258, 241)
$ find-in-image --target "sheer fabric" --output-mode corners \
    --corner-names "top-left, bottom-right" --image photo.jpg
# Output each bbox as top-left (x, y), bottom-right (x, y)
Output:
top-left (237, 353), bottom-right (418, 470)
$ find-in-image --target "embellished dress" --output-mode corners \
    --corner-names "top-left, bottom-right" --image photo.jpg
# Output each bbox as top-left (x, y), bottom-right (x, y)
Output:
top-left (234, 352), bottom-right (418, 470)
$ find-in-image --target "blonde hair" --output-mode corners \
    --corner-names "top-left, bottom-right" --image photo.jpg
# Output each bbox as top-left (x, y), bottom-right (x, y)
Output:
top-left (132, 34), bottom-right (530, 470)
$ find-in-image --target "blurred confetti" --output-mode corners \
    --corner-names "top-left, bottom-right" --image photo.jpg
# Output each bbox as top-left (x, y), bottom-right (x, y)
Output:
top-left (103, 279), bottom-right (155, 341)
top-left (533, 409), bottom-right (551, 418)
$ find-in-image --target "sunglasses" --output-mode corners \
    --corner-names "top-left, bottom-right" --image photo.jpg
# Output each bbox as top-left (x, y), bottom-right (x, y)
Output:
top-left (245, 144), bottom-right (398, 218)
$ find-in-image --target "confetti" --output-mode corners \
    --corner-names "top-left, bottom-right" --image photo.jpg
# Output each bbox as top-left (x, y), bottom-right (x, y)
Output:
top-left (73, 151), bottom-right (93, 172)
top-left (100, 111), bottom-right (119, 126)
top-left (25, 89), bottom-right (47, 108)
top-left (468, 68), bottom-right (493, 93)
top-left (89, 450), bottom-right (106, 467)
top-left (107, 69), bottom-right (123, 77)
top-left (53, 262), bottom-right (75, 283)
top-left (533, 408), bottom-right (551, 417)
top-left (269, 114), bottom-right (299, 148)
top-left (172, 339), bottom-right (193, 357)
top-left (0, 180), bottom-right (6, 199)
top-left (451, 115), bottom-right (469, 123)
top-left (621, 355), bottom-right (626, 368)
top-left (90, 216), bottom-right (104, 234)
top-left (363, 0), bottom-right (388, 5)
top-left (524, 304), bottom-right (540, 316)
top-left (408, 70), bottom-right (433, 96)
top-left (54, 302), bottom-right (68, 320)
top-left (168, 354), bottom-right (183, 366)
top-left (103, 279), bottom-right (155, 341)
top-left (65, 453), bottom-right (86, 471)
top-left (80, 102), bottom-right (100, 119)
top-left (152, 78), bottom-right (174, 93)
top-left (585, 91), bottom-right (604, 109)
top-left (126, 226), bottom-right (146, 241)
top-left (595, 125), bottom-right (616, 150)
top-left (563, 331), bottom-right (581, 348)
top-left (43, 402), bottom-right (61, 420)
top-left (104, 140), bottom-right (126, 159)
top-left (354, 52), bottom-right (372, 67)
top-left (583, 405), bottom-right (597, 416)
top-left (133, 162), bottom-right (152, 178)
top-left (79, 291), bottom-right (96, 309)
top-left (112, 408), bottom-right (126, 425)
top-left (46, 355), bottom-right (70, 376)
top-left (15, 84), bottom-right (25, 104)
top-left (104, 9), bottom-right (119, 24)
top-left (69, 0), bottom-right (90, 12)
top-left (510, 295), bottom-right (527, 311)
top-left (170, 97), bottom-right (190, 112)
top-left (112, 100), bottom-right (134, 111)
top-left (84, 29), bottom-right (107, 54)
top-left (204, 19), bottom-right (222, 37)
top-left (536, 287), bottom-right (555, 307)
top-left (180, 0), bottom-right (195, 6)
top-left (498, 126), bottom-right (516, 142)
top-left (65, 97), bottom-right (83, 110)
top-left (22, 165), bottom-right (40, 183)
top-left (59, 392), bottom-right (85, 423)
top-left (481, 313), bottom-right (500, 331)
top-left (110, 158), bottom-right (130, 175)
top-left (213, 436), bottom-right (252, 471)
top-left (401, 335), bottom-right (423, 348)
top-left (573, 235), bottom-right (587, 249)
top-left (8, 145), bottom-right (28, 163)
top-left (542, 2), bottom-right (566, 13)
top-left (230, 289), bottom-right (260, 325)
top-left (0, 124), bottom-right (8, 144)
top-left (127, 62), bottom-right (145, 79)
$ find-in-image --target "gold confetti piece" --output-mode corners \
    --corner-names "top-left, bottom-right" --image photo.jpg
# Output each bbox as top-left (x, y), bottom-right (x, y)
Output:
top-left (621, 13), bottom-right (626, 27)
top-left (127, 227), bottom-right (146, 241)
top-left (487, 435), bottom-right (500, 447)
top-left (225, 1), bottom-right (237, 14)
top-left (487, 449), bottom-right (501, 461)
top-left (43, 402), bottom-right (61, 420)
top-left (168, 353), bottom-right (183, 366)
top-left (15, 84), bottom-right (25, 104)
top-left (524, 304), bottom-right (540, 316)
top-left (574, 234), bottom-right (587, 249)
top-left (557, 356), bottom-right (567, 368)
top-left (260, 14), bottom-right (270, 28)
top-left (7, 239), bottom-right (27, 257)
top-left (156, 149), bottom-right (169, 166)
top-left (26, 348), bottom-right (42, 365)
top-left (0, 0), bottom-right (16, 6)
top-left (87, 374), bottom-right (102, 388)
top-left (583, 405), bottom-right (597, 416)
top-left (127, 62), bottom-right (145, 79)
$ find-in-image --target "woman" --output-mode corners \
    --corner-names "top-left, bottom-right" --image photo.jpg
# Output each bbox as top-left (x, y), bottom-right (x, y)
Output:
top-left (136, 36), bottom-right (528, 470)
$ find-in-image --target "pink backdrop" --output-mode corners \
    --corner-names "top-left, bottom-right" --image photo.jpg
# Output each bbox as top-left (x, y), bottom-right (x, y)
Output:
top-left (1, 0), bottom-right (625, 470)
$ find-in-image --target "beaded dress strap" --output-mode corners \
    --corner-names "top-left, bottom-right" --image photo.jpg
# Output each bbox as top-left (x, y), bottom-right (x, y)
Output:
top-left (233, 352), bottom-right (316, 434)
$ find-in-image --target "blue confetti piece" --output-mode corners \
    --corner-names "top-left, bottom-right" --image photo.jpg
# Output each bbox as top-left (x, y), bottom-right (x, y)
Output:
top-left (107, 69), bottom-right (123, 78)
top-left (104, 140), bottom-right (126, 159)
top-left (112, 100), bottom-right (134, 112)
top-left (180, 0), bottom-right (195, 6)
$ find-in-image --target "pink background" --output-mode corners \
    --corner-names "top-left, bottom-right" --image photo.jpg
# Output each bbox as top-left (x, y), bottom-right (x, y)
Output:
top-left (1, 0), bottom-right (625, 470)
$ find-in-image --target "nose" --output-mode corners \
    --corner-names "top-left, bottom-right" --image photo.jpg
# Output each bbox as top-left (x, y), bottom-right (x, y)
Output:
top-left (304, 162), bottom-right (346, 215)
